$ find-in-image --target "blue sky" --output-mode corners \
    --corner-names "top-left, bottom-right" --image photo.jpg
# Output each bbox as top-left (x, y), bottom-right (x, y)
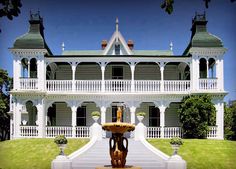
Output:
top-left (0, 0), bottom-right (235, 101)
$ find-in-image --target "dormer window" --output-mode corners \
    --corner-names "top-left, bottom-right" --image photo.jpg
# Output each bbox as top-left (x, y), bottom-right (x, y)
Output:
top-left (115, 44), bottom-right (120, 55)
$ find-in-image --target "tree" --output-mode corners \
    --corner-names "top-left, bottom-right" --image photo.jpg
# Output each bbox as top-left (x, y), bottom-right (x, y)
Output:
top-left (0, 69), bottom-right (12, 141)
top-left (224, 103), bottom-right (233, 140)
top-left (178, 95), bottom-right (216, 138)
top-left (161, 0), bottom-right (236, 14)
top-left (230, 102), bottom-right (236, 140)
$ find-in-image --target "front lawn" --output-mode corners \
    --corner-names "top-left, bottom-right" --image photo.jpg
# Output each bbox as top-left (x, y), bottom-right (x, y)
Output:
top-left (0, 138), bottom-right (89, 169)
top-left (148, 139), bottom-right (236, 169)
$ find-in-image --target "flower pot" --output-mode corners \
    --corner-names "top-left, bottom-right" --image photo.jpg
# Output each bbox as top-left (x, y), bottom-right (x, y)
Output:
top-left (171, 144), bottom-right (180, 155)
top-left (57, 144), bottom-right (67, 156)
top-left (92, 116), bottom-right (100, 123)
top-left (137, 116), bottom-right (144, 123)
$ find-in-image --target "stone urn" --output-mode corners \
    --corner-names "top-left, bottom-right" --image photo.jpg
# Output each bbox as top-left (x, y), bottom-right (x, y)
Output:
top-left (92, 116), bottom-right (100, 123)
top-left (22, 120), bottom-right (27, 125)
top-left (91, 111), bottom-right (101, 123)
top-left (171, 144), bottom-right (180, 155)
top-left (54, 135), bottom-right (68, 156)
top-left (170, 137), bottom-right (183, 155)
top-left (137, 116), bottom-right (144, 123)
top-left (57, 144), bottom-right (67, 156)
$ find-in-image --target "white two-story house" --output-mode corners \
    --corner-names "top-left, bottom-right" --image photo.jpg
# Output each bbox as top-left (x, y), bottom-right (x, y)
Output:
top-left (9, 12), bottom-right (227, 140)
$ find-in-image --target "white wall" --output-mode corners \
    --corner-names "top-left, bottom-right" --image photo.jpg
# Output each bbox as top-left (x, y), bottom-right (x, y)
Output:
top-left (56, 103), bottom-right (72, 126)
top-left (76, 64), bottom-right (101, 80)
top-left (165, 103), bottom-right (181, 126)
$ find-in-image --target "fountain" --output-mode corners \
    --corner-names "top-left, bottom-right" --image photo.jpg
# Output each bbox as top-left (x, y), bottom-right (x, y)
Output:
top-left (96, 106), bottom-right (141, 169)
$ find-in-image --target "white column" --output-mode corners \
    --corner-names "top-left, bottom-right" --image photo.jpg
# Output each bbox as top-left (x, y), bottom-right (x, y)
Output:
top-left (159, 105), bottom-right (166, 138)
top-left (101, 65), bottom-right (105, 92)
top-left (100, 106), bottom-right (106, 124)
top-left (71, 106), bottom-right (77, 138)
top-left (28, 60), bottom-right (30, 78)
top-left (191, 57), bottom-right (199, 91)
top-left (130, 106), bottom-right (136, 124)
top-left (37, 99), bottom-right (46, 138)
top-left (206, 60), bottom-right (209, 78)
top-left (37, 56), bottom-right (45, 90)
top-left (130, 63), bottom-right (135, 92)
top-left (14, 101), bottom-right (21, 138)
top-left (160, 63), bottom-right (165, 92)
top-left (71, 63), bottom-right (76, 92)
top-left (13, 59), bottom-right (21, 90)
top-left (215, 100), bottom-right (224, 139)
top-left (216, 58), bottom-right (224, 90)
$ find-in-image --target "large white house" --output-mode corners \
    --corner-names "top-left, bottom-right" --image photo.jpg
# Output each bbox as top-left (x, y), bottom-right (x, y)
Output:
top-left (9, 12), bottom-right (227, 140)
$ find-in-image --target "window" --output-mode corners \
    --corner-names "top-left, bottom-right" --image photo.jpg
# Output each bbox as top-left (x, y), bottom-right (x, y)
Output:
top-left (115, 44), bottom-right (120, 55)
top-left (149, 106), bottom-right (160, 127)
top-left (77, 106), bottom-right (86, 126)
top-left (112, 66), bottom-right (123, 79)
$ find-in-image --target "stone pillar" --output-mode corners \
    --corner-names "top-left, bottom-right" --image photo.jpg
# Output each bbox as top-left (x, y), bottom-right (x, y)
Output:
top-left (214, 100), bottom-right (224, 139)
top-left (101, 65), bottom-right (105, 92)
top-left (13, 59), bottom-right (21, 90)
top-left (100, 106), bottom-right (106, 124)
top-left (160, 63), bottom-right (165, 92)
top-left (206, 60), bottom-right (209, 78)
top-left (37, 56), bottom-right (45, 90)
top-left (71, 106), bottom-right (77, 138)
top-left (130, 63), bottom-right (136, 92)
top-left (71, 63), bottom-right (76, 92)
top-left (15, 101), bottom-right (22, 138)
top-left (28, 60), bottom-right (30, 78)
top-left (37, 99), bottom-right (46, 138)
top-left (216, 58), bottom-right (224, 90)
top-left (159, 105), bottom-right (166, 138)
top-left (130, 106), bottom-right (136, 124)
top-left (191, 57), bottom-right (199, 91)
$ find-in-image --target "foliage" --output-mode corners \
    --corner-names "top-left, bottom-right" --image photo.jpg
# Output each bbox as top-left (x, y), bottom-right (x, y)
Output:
top-left (0, 138), bottom-right (89, 169)
top-left (54, 135), bottom-right (68, 144)
top-left (0, 69), bottom-right (12, 141)
top-left (91, 111), bottom-right (100, 117)
top-left (148, 139), bottom-right (236, 169)
top-left (224, 102), bottom-right (236, 140)
top-left (170, 137), bottom-right (183, 145)
top-left (136, 112), bottom-right (146, 117)
top-left (178, 95), bottom-right (216, 139)
top-left (231, 102), bottom-right (236, 140)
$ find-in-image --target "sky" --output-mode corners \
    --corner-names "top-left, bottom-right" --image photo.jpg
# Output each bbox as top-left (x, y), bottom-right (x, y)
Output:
top-left (0, 0), bottom-right (235, 102)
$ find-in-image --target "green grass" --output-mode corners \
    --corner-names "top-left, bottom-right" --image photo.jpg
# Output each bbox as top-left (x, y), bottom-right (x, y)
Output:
top-left (148, 139), bottom-right (236, 169)
top-left (0, 138), bottom-right (89, 169)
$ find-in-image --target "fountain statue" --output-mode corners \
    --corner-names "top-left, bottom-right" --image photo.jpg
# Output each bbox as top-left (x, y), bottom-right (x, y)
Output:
top-left (97, 106), bottom-right (141, 169)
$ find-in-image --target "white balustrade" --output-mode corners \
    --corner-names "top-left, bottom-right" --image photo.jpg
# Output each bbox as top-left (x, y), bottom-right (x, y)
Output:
top-left (20, 126), bottom-right (38, 137)
top-left (199, 79), bottom-right (218, 90)
top-left (135, 80), bottom-right (161, 92)
top-left (105, 80), bottom-right (131, 92)
top-left (46, 126), bottom-right (73, 138)
top-left (164, 80), bottom-right (190, 92)
top-left (46, 80), bottom-right (72, 92)
top-left (147, 127), bottom-right (161, 138)
top-left (75, 127), bottom-right (90, 138)
top-left (164, 127), bottom-right (182, 138)
top-left (75, 80), bottom-right (101, 92)
top-left (207, 126), bottom-right (217, 138)
top-left (20, 78), bottom-right (38, 90)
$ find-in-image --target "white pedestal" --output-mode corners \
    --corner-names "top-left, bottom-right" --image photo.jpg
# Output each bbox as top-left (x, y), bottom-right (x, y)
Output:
top-left (166, 155), bottom-right (187, 169)
top-left (51, 155), bottom-right (72, 169)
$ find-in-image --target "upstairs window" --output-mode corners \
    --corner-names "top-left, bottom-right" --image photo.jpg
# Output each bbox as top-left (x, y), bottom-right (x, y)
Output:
top-left (115, 44), bottom-right (120, 55)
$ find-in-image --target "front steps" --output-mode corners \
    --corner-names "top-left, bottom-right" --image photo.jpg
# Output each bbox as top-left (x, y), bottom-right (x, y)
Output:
top-left (72, 139), bottom-right (166, 169)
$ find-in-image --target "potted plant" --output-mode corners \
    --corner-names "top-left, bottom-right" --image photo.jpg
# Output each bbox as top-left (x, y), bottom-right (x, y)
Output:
top-left (136, 112), bottom-right (146, 123)
top-left (54, 135), bottom-right (68, 155)
top-left (170, 137), bottom-right (183, 155)
top-left (91, 111), bottom-right (100, 123)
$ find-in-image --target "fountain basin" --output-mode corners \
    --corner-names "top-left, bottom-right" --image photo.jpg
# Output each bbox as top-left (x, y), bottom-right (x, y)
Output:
top-left (102, 122), bottom-right (135, 134)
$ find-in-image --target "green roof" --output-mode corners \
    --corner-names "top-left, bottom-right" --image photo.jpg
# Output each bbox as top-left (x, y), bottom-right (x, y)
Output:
top-left (12, 12), bottom-right (52, 55)
top-left (62, 50), bottom-right (173, 56)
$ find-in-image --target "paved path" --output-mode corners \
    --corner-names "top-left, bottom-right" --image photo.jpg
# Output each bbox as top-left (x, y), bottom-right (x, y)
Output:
top-left (72, 139), bottom-right (166, 169)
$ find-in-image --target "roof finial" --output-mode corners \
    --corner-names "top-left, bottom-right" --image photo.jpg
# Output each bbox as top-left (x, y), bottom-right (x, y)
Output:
top-left (116, 17), bottom-right (119, 32)
top-left (170, 41), bottom-right (173, 51)
top-left (62, 42), bottom-right (65, 51)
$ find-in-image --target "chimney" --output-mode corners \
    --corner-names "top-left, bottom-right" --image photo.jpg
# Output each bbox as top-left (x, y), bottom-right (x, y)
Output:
top-left (101, 40), bottom-right (107, 49)
top-left (127, 40), bottom-right (134, 50)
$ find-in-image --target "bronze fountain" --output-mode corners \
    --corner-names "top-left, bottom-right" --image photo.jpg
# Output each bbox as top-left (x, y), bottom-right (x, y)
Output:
top-left (97, 106), bottom-right (141, 169)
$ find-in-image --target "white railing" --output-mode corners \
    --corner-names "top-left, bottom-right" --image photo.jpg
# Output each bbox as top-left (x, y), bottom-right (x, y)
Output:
top-left (46, 126), bottom-right (73, 138)
top-left (20, 126), bottom-right (38, 137)
top-left (164, 80), bottom-right (190, 92)
top-left (207, 126), bottom-right (217, 138)
top-left (76, 127), bottom-right (90, 138)
top-left (75, 80), bottom-right (101, 92)
top-left (164, 127), bottom-right (182, 138)
top-left (46, 80), bottom-right (72, 92)
top-left (20, 78), bottom-right (38, 90)
top-left (199, 78), bottom-right (218, 90)
top-left (147, 127), bottom-right (161, 138)
top-left (135, 80), bottom-right (161, 92)
top-left (105, 80), bottom-right (131, 92)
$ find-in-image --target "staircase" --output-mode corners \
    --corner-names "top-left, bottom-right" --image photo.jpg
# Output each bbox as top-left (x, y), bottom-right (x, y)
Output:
top-left (71, 139), bottom-right (166, 169)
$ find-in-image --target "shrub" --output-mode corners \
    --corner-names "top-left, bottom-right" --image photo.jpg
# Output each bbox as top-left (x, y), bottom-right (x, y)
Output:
top-left (54, 135), bottom-right (68, 144)
top-left (178, 95), bottom-right (216, 139)
top-left (170, 137), bottom-right (183, 145)
top-left (136, 112), bottom-right (146, 117)
top-left (91, 111), bottom-right (100, 117)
